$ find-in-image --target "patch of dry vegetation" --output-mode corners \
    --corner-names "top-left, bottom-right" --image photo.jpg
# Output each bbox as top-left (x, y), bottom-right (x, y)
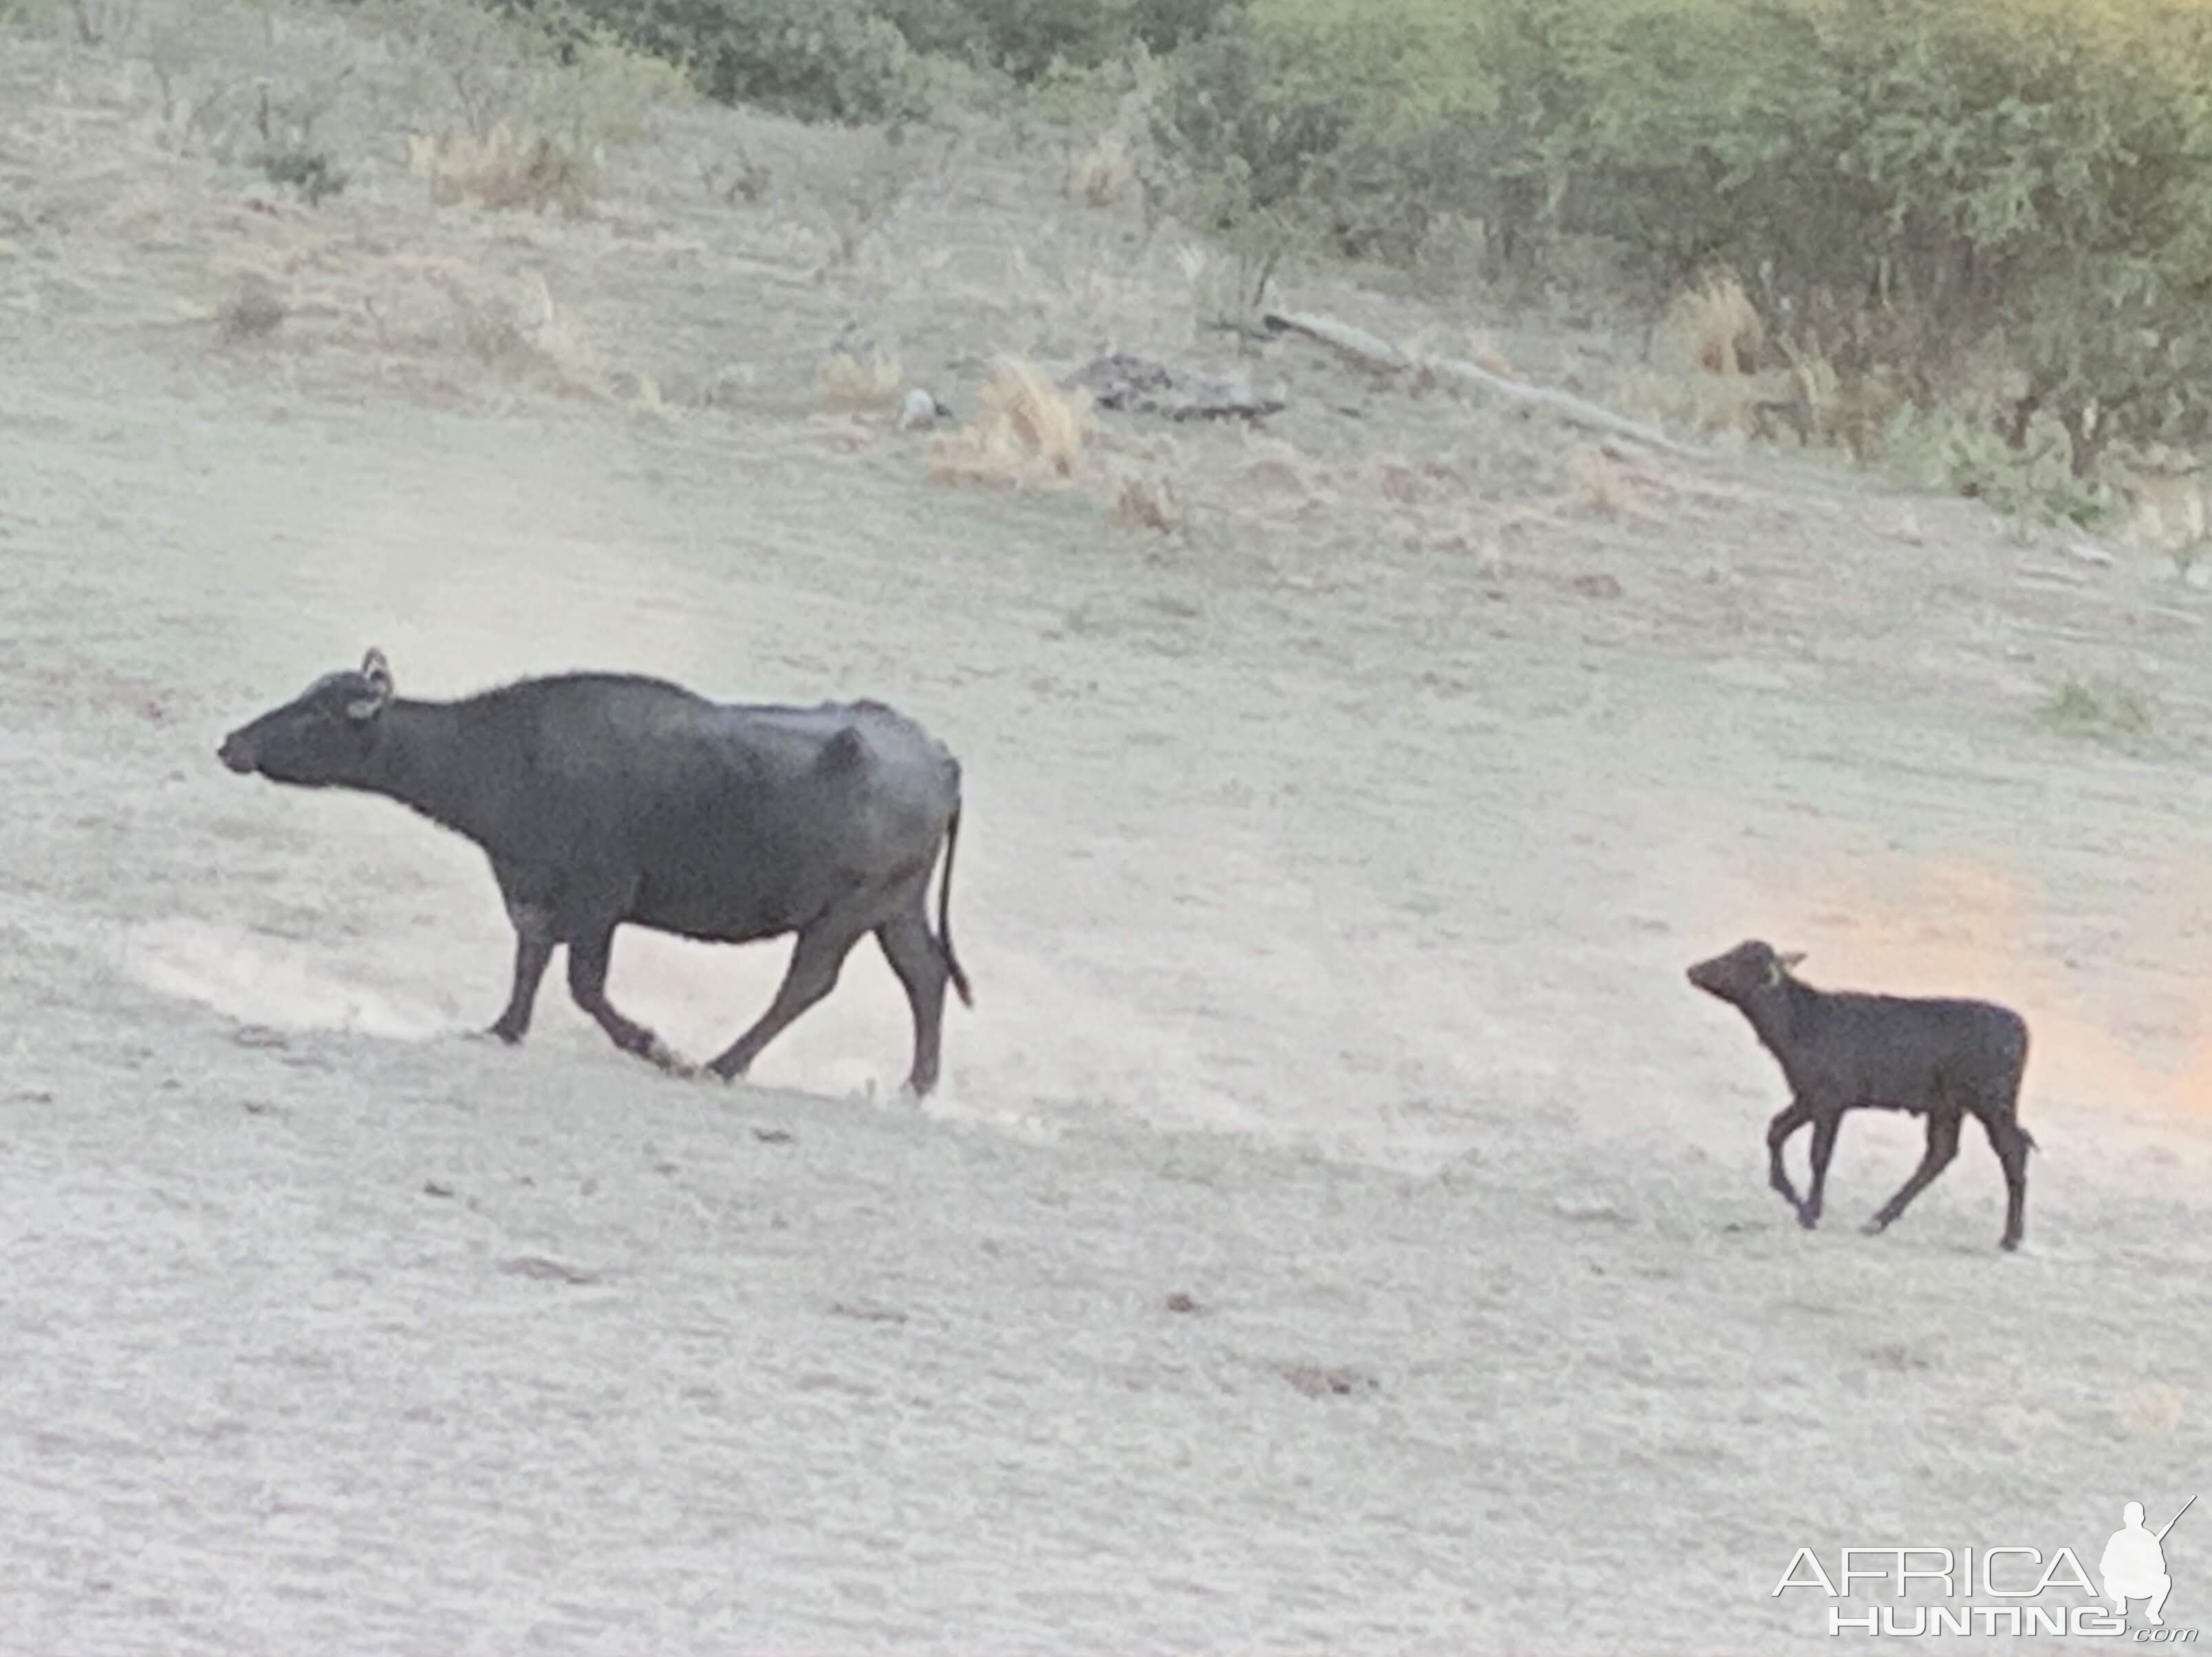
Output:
top-left (1069, 131), bottom-right (1134, 208)
top-left (821, 345), bottom-right (905, 410)
top-left (407, 125), bottom-right (598, 214)
top-left (1666, 270), bottom-right (1763, 377)
top-left (926, 357), bottom-right (1091, 488)
top-left (1112, 470), bottom-right (1180, 532)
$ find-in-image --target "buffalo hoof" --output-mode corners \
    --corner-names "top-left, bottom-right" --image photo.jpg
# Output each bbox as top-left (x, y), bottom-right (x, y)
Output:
top-left (1999, 1235), bottom-right (2021, 1253)
top-left (1860, 1217), bottom-right (1890, 1237)
top-left (1796, 1209), bottom-right (1819, 1231)
top-left (642, 1037), bottom-right (696, 1079)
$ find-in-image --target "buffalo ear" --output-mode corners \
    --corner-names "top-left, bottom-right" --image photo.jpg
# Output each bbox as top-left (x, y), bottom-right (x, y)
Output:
top-left (1777, 950), bottom-right (1806, 971)
top-left (349, 647), bottom-right (394, 722)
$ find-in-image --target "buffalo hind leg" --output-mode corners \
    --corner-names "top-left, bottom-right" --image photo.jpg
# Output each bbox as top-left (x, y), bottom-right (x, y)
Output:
top-left (875, 894), bottom-right (950, 1097)
top-left (488, 902), bottom-right (556, 1044)
top-left (1801, 1113), bottom-right (1841, 1229)
top-left (1863, 1111), bottom-right (1960, 1237)
top-left (1766, 1100), bottom-right (1812, 1221)
top-left (1982, 1114), bottom-right (2032, 1252)
top-left (567, 926), bottom-right (692, 1076)
top-left (706, 900), bottom-right (875, 1083)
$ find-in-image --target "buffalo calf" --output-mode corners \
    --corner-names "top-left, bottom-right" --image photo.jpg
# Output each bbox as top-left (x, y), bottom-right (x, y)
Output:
top-left (219, 649), bottom-right (973, 1095)
top-left (1687, 938), bottom-right (2035, 1250)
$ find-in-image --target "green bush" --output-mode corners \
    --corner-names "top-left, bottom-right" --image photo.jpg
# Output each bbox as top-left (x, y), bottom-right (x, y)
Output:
top-left (517, 0), bottom-right (927, 119)
top-left (519, 0), bottom-right (1241, 120)
top-left (1153, 0), bottom-right (2212, 474)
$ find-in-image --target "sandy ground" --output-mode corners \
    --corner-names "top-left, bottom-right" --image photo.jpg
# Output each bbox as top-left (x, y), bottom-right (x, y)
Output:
top-left (8, 14), bottom-right (2212, 1654)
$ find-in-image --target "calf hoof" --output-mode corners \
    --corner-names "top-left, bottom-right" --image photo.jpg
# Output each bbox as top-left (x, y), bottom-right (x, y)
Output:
top-left (1796, 1209), bottom-right (1819, 1231)
top-left (1999, 1235), bottom-right (2021, 1253)
top-left (481, 1022), bottom-right (525, 1046)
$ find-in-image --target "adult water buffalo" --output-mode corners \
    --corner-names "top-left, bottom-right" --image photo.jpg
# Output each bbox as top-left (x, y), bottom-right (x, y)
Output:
top-left (217, 649), bottom-right (973, 1095)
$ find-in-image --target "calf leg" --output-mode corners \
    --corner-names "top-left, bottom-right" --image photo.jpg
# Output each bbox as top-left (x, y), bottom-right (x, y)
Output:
top-left (1801, 1114), bottom-right (1841, 1228)
top-left (488, 902), bottom-right (557, 1043)
top-left (875, 894), bottom-right (950, 1098)
top-left (705, 896), bottom-right (876, 1083)
top-left (567, 926), bottom-right (692, 1076)
top-left (1766, 1100), bottom-right (1812, 1219)
top-left (1981, 1114), bottom-right (2032, 1252)
top-left (1863, 1111), bottom-right (1960, 1237)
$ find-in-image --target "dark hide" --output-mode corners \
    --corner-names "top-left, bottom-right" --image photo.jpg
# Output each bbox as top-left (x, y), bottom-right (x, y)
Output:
top-left (219, 649), bottom-right (973, 1095)
top-left (1687, 938), bottom-right (2035, 1251)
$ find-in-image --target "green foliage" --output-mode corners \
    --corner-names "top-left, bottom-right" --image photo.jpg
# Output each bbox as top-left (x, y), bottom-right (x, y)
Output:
top-left (880, 0), bottom-right (1233, 79)
top-left (367, 0), bottom-right (688, 146)
top-left (512, 0), bottom-right (927, 120)
top-left (259, 147), bottom-right (349, 202)
top-left (1153, 0), bottom-right (2212, 476)
top-left (1147, 9), bottom-right (1490, 265)
top-left (2040, 675), bottom-right (2156, 750)
top-left (525, 0), bottom-right (1241, 120)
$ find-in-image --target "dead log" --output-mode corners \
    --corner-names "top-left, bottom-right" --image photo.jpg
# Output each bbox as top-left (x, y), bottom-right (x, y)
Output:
top-left (1260, 308), bottom-right (1711, 462)
top-left (1259, 310), bottom-right (1413, 375)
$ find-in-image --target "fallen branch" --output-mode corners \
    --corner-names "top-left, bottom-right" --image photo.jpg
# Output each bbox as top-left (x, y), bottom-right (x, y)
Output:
top-left (1261, 310), bottom-right (1412, 375)
top-left (1426, 354), bottom-right (1713, 462)
top-left (1261, 308), bottom-right (1711, 462)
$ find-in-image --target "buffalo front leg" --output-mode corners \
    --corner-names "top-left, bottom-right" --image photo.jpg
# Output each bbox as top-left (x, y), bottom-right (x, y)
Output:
top-left (566, 925), bottom-right (693, 1076)
top-left (706, 907), bottom-right (872, 1083)
top-left (488, 902), bottom-right (557, 1044)
top-left (1766, 1100), bottom-right (1812, 1222)
top-left (1863, 1111), bottom-right (1960, 1237)
top-left (875, 897), bottom-right (950, 1098)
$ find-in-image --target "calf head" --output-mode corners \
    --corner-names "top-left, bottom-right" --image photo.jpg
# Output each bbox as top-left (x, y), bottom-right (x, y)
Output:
top-left (1686, 938), bottom-right (1806, 1006)
top-left (218, 647), bottom-right (394, 786)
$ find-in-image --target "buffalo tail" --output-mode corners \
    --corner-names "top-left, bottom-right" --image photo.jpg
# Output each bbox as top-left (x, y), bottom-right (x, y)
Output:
top-left (937, 804), bottom-right (974, 1008)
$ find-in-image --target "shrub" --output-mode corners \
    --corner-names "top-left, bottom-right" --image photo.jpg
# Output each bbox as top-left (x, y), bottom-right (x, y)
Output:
top-left (365, 0), bottom-right (689, 206)
top-left (1153, 0), bottom-right (2212, 482)
top-left (528, 0), bottom-right (1241, 119)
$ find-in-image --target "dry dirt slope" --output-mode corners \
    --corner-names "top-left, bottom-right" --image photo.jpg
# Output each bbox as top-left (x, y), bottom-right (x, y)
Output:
top-left (7, 25), bottom-right (2212, 1657)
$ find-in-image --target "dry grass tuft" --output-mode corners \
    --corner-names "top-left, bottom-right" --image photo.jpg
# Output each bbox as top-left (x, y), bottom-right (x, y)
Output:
top-left (408, 124), bottom-right (598, 215)
top-left (1377, 459), bottom-right (1431, 506)
top-left (1070, 133), bottom-right (1134, 208)
top-left (1568, 444), bottom-right (1673, 519)
top-left (2118, 463), bottom-right (2210, 554)
top-left (215, 272), bottom-right (287, 343)
top-left (821, 346), bottom-right (904, 411)
top-left (1460, 329), bottom-right (1512, 376)
top-left (1225, 437), bottom-right (1341, 526)
top-left (926, 357), bottom-right (1091, 489)
top-left (1113, 472), bottom-right (1181, 532)
top-left (435, 268), bottom-right (605, 394)
top-left (2114, 1381), bottom-right (2187, 1437)
top-left (1666, 270), bottom-right (1766, 376)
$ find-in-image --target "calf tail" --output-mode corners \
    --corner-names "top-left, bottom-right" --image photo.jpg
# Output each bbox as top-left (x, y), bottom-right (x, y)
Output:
top-left (935, 803), bottom-right (974, 1008)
